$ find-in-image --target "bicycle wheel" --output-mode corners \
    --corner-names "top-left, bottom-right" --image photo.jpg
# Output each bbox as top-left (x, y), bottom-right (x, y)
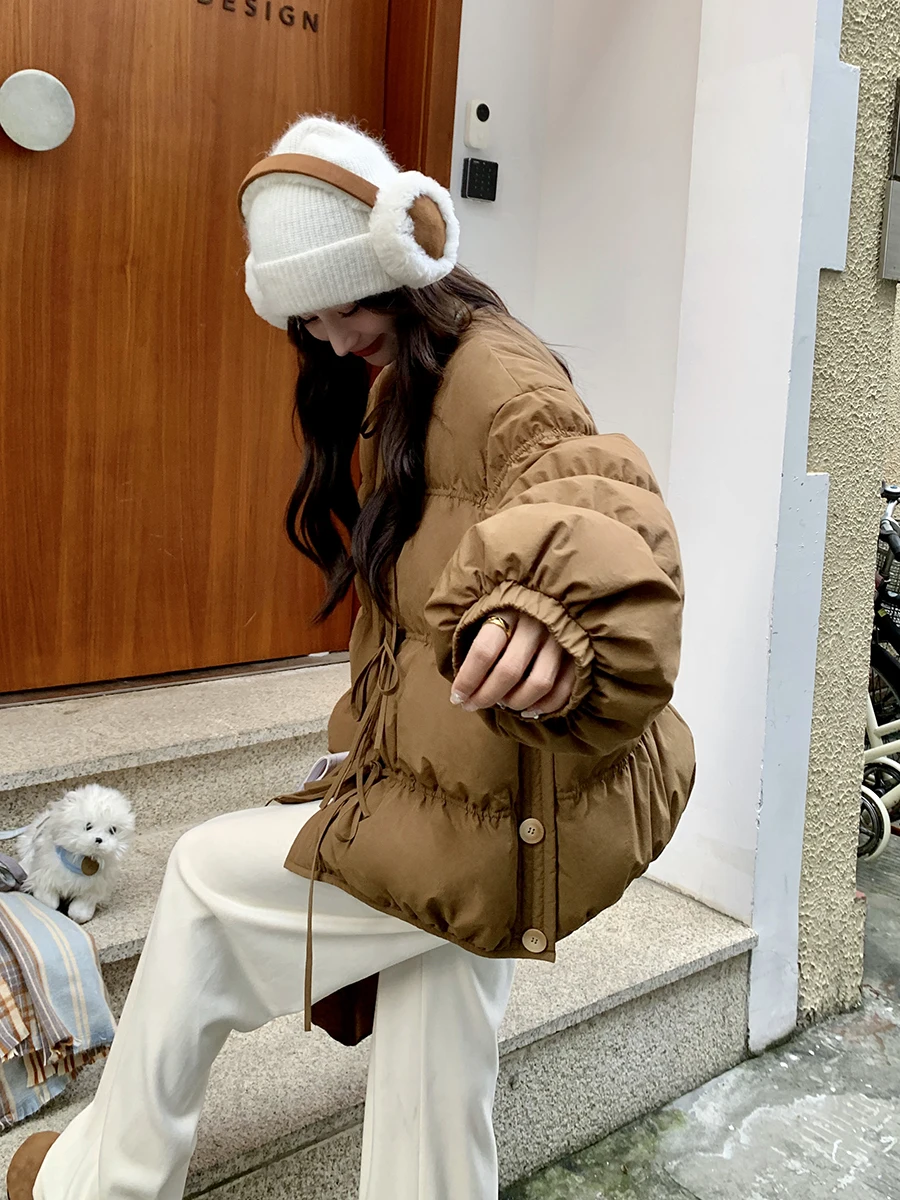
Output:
top-left (870, 641), bottom-right (900, 728)
top-left (859, 785), bottom-right (892, 859)
top-left (863, 757), bottom-right (900, 817)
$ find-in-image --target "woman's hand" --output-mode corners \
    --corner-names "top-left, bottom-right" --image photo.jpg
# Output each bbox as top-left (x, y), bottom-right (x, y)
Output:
top-left (450, 610), bottom-right (577, 718)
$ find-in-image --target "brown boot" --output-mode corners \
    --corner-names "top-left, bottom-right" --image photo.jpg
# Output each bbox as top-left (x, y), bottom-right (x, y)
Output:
top-left (6, 1133), bottom-right (59, 1200)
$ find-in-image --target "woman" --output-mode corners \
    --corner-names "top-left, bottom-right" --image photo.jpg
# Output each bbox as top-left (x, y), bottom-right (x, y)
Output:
top-left (10, 116), bottom-right (694, 1200)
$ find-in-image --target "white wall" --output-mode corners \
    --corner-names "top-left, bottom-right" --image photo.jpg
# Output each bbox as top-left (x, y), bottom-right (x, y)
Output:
top-left (648, 2), bottom-right (820, 922)
top-left (531, 0), bottom-right (702, 490)
top-left (450, 0), bottom-right (701, 488)
top-left (450, 0), bottom-right (552, 326)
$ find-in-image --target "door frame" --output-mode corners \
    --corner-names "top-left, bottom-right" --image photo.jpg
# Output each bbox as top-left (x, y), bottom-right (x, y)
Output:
top-left (384, 0), bottom-right (463, 185)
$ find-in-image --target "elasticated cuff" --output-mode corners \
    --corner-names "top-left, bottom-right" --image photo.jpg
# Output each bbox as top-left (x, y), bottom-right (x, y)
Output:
top-left (451, 580), bottom-right (595, 720)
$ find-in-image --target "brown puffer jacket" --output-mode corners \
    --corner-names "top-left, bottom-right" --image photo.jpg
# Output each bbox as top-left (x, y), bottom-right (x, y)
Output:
top-left (277, 311), bottom-right (695, 1037)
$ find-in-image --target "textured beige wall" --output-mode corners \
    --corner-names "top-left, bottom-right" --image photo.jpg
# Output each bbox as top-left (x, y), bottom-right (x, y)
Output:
top-left (801, 0), bottom-right (900, 1020)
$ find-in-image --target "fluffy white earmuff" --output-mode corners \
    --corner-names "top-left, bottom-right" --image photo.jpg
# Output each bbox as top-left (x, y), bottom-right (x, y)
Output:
top-left (369, 171), bottom-right (460, 288)
top-left (244, 253), bottom-right (289, 330)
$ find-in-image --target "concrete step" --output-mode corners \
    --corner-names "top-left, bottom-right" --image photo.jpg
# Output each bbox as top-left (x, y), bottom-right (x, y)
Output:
top-left (0, 665), bottom-right (757, 1192)
top-left (0, 878), bottom-right (755, 1197)
top-left (0, 663), bottom-right (351, 829)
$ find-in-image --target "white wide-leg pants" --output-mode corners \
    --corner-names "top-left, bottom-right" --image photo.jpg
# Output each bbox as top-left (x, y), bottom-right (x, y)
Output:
top-left (34, 803), bottom-right (516, 1200)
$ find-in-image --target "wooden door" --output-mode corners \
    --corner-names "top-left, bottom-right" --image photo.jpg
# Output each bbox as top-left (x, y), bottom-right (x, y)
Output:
top-left (0, 0), bottom-right (460, 694)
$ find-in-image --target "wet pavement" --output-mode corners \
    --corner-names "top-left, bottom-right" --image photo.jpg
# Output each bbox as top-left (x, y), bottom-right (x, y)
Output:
top-left (503, 840), bottom-right (900, 1200)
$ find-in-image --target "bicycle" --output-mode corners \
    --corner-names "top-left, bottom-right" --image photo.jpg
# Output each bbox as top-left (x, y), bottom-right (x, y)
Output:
top-left (859, 483), bottom-right (900, 857)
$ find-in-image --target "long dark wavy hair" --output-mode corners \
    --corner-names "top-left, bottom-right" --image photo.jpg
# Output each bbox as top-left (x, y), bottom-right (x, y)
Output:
top-left (285, 266), bottom-right (567, 623)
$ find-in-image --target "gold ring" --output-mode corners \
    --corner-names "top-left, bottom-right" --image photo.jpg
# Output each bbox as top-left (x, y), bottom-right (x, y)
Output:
top-left (484, 613), bottom-right (513, 640)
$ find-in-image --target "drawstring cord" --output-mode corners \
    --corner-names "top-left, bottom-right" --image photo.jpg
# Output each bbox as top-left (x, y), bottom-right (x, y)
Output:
top-left (302, 568), bottom-right (401, 1030)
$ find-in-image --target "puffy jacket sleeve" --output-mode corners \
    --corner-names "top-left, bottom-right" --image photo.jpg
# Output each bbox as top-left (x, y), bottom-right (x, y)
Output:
top-left (423, 387), bottom-right (684, 757)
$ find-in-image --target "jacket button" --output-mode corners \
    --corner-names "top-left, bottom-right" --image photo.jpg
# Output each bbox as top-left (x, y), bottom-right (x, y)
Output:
top-left (522, 928), bottom-right (548, 954)
top-left (518, 818), bottom-right (545, 845)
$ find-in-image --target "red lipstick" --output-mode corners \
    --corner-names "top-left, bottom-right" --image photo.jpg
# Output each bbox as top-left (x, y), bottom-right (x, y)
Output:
top-left (352, 334), bottom-right (384, 359)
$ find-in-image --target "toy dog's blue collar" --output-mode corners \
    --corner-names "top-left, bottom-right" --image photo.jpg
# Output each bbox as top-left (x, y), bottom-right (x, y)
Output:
top-left (55, 846), bottom-right (100, 876)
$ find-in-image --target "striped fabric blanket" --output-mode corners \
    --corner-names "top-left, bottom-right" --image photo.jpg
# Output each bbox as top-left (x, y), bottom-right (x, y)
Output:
top-left (0, 892), bottom-right (115, 1129)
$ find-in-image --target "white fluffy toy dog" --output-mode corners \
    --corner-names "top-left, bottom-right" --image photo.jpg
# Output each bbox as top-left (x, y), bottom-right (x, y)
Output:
top-left (16, 785), bottom-right (135, 923)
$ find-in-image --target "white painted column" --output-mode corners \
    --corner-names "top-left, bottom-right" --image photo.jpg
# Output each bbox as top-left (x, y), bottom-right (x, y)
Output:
top-left (749, 1), bottom-right (858, 1051)
top-left (652, 0), bottom-right (819, 922)
top-left (650, 0), bottom-right (857, 1052)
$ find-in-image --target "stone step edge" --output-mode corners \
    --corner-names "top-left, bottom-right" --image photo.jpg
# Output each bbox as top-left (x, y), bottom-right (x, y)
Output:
top-left (189, 945), bottom-right (754, 1197)
top-left (5, 815), bottom-right (758, 1059)
top-left (83, 818), bottom-right (755, 1045)
top-left (186, 951), bottom-right (753, 1197)
top-left (0, 883), bottom-right (755, 1190)
top-left (0, 662), bottom-right (351, 792)
top-left (99, 912), bottom-right (755, 1057)
top-left (500, 923), bottom-right (755, 1055)
top-left (0, 937), bottom-right (753, 1194)
top-left (1, 724), bottom-right (329, 795)
top-left (79, 817), bottom-right (757, 996)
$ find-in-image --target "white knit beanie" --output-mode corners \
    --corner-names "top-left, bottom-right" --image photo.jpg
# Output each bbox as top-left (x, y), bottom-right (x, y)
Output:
top-left (240, 116), bottom-right (460, 329)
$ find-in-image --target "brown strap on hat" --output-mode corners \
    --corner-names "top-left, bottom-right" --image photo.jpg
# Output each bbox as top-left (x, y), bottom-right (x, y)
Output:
top-left (238, 153), bottom-right (379, 214)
